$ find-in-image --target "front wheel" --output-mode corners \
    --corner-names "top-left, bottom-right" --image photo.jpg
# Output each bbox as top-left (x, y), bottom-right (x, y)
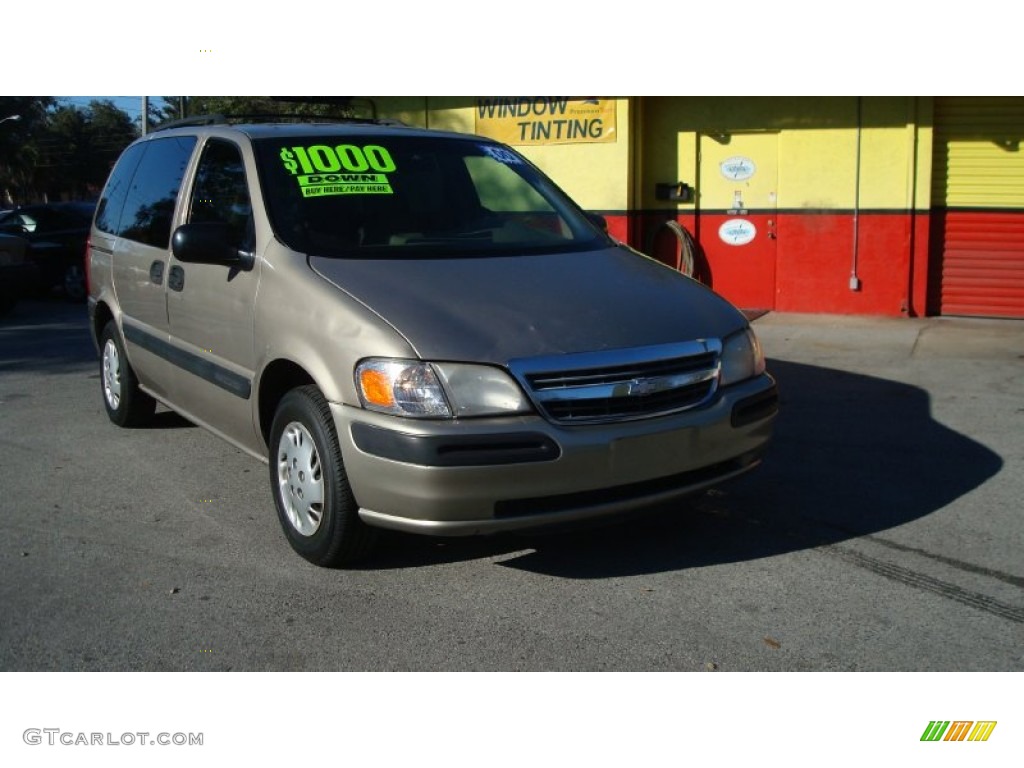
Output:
top-left (269, 385), bottom-right (377, 566)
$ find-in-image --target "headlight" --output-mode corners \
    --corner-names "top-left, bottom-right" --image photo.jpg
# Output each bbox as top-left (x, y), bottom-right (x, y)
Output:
top-left (357, 360), bottom-right (450, 417)
top-left (433, 363), bottom-right (532, 417)
top-left (356, 359), bottom-right (532, 419)
top-left (719, 328), bottom-right (766, 386)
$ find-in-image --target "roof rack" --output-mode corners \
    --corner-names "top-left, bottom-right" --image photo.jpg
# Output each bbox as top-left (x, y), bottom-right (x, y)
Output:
top-left (152, 114), bottom-right (228, 131)
top-left (152, 113), bottom-right (407, 132)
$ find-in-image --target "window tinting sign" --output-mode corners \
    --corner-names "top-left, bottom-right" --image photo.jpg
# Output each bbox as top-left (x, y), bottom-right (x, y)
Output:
top-left (720, 156), bottom-right (756, 181)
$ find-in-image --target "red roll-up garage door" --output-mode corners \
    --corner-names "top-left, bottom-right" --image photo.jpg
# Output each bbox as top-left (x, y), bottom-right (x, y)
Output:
top-left (932, 97), bottom-right (1024, 318)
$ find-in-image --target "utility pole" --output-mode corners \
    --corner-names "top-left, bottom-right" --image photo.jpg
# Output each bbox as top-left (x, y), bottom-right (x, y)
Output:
top-left (142, 96), bottom-right (149, 135)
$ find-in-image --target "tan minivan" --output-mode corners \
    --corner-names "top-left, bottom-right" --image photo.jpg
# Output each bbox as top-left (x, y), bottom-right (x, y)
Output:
top-left (87, 118), bottom-right (778, 566)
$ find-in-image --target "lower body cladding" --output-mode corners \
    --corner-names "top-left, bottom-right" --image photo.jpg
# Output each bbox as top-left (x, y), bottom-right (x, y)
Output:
top-left (335, 374), bottom-right (778, 536)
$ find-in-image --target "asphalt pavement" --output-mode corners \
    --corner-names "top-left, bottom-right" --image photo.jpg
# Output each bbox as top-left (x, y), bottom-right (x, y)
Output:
top-left (0, 299), bottom-right (1022, 670)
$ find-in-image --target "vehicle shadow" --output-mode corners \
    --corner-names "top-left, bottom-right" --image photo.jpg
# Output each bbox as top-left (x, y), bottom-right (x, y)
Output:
top-left (148, 409), bottom-right (197, 430)
top-left (361, 359), bottom-right (1004, 577)
top-left (0, 299), bottom-right (94, 374)
top-left (1, 301), bottom-right (193, 431)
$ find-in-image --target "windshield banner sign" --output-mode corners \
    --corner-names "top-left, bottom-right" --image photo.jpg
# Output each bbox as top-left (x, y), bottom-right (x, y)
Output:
top-left (280, 145), bottom-right (396, 197)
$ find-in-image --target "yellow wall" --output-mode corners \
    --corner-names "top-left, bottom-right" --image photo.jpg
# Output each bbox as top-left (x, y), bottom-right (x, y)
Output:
top-left (637, 97), bottom-right (930, 212)
top-left (374, 97), bottom-right (633, 211)
top-left (373, 96), bottom-right (935, 215)
top-left (932, 96), bottom-right (1024, 208)
top-left (636, 97), bottom-right (698, 211)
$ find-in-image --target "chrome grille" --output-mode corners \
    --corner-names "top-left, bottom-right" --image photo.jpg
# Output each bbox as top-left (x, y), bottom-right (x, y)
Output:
top-left (509, 340), bottom-right (721, 424)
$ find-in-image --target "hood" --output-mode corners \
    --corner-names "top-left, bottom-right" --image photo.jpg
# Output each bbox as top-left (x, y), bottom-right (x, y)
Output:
top-left (310, 246), bottom-right (746, 364)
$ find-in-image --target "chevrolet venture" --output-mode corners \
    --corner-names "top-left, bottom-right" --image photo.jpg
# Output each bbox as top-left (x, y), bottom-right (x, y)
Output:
top-left (87, 118), bottom-right (778, 566)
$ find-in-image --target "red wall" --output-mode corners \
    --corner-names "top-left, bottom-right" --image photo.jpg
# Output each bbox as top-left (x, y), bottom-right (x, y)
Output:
top-left (928, 209), bottom-right (1024, 318)
top-left (600, 210), bottom-right (932, 317)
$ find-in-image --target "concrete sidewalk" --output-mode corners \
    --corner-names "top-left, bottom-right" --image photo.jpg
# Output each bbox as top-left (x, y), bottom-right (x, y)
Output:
top-left (753, 312), bottom-right (1024, 365)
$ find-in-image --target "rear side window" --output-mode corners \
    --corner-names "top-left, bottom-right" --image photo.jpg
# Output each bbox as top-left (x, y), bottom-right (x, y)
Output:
top-left (120, 137), bottom-right (197, 248)
top-left (95, 142), bottom-right (146, 235)
top-left (96, 136), bottom-right (197, 248)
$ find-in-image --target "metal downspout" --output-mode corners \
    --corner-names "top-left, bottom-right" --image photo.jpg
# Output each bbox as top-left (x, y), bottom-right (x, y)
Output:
top-left (850, 96), bottom-right (862, 291)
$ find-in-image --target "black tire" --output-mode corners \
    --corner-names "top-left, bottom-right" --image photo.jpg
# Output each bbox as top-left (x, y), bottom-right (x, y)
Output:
top-left (268, 385), bottom-right (377, 566)
top-left (645, 220), bottom-right (696, 277)
top-left (99, 321), bottom-right (156, 427)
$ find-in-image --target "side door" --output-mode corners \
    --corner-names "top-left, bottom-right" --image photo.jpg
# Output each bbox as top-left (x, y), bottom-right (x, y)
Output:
top-left (108, 136), bottom-right (198, 400)
top-left (164, 138), bottom-right (261, 452)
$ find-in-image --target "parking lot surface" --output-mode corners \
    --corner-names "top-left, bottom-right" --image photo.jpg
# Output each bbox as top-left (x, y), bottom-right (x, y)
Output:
top-left (1, 300), bottom-right (1022, 670)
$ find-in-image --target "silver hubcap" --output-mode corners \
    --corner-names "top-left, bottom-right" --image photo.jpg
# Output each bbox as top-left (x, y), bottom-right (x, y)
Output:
top-left (276, 422), bottom-right (325, 537)
top-left (102, 339), bottom-right (122, 410)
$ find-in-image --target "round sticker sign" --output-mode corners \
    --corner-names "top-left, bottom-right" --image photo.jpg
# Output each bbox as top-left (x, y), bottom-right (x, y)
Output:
top-left (719, 219), bottom-right (757, 246)
top-left (720, 156), bottom-right (756, 181)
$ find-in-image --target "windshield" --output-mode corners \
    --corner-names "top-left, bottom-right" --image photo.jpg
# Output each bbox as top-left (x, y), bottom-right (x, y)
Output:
top-left (254, 135), bottom-right (609, 258)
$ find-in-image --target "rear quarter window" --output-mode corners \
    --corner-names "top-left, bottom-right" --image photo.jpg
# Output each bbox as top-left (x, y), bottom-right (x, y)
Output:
top-left (96, 136), bottom-right (197, 248)
top-left (94, 142), bottom-right (146, 236)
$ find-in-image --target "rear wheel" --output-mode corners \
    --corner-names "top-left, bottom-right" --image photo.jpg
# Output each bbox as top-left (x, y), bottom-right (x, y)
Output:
top-left (269, 385), bottom-right (377, 566)
top-left (100, 321), bottom-right (156, 427)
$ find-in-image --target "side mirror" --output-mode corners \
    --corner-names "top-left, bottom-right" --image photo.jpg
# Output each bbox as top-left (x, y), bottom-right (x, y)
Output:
top-left (171, 222), bottom-right (254, 269)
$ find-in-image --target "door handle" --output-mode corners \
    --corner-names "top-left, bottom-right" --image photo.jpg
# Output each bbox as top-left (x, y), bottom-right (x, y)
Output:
top-left (149, 261), bottom-right (164, 285)
top-left (168, 265), bottom-right (185, 292)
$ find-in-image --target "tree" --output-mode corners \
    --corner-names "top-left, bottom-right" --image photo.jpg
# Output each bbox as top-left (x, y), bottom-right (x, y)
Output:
top-left (0, 97), bottom-right (56, 205)
top-left (1, 96), bottom-right (368, 205)
top-left (35, 100), bottom-right (137, 200)
top-left (0, 98), bottom-right (138, 203)
top-left (33, 104), bottom-right (89, 198)
top-left (82, 99), bottom-right (137, 194)
top-left (150, 96), bottom-right (360, 127)
top-left (150, 97), bottom-right (184, 126)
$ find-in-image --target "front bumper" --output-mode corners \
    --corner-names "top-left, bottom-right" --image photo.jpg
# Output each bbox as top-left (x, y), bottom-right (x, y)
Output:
top-left (334, 373), bottom-right (778, 535)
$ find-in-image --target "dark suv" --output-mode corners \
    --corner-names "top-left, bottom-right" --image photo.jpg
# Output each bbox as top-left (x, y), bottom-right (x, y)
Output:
top-left (0, 232), bottom-right (36, 315)
top-left (0, 201), bottom-right (95, 300)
